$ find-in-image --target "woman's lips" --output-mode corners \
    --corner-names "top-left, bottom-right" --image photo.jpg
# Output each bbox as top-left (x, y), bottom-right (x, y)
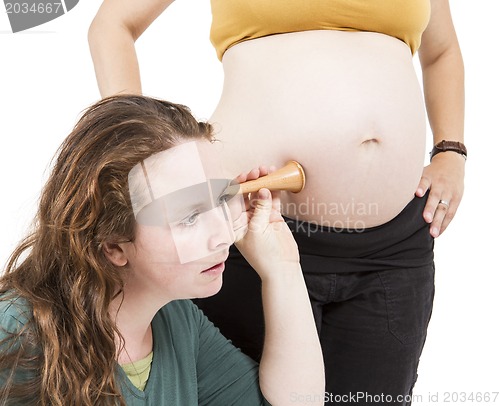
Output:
top-left (201, 262), bottom-right (225, 275)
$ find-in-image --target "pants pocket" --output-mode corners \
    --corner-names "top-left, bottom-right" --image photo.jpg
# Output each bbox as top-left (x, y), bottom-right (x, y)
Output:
top-left (378, 265), bottom-right (435, 345)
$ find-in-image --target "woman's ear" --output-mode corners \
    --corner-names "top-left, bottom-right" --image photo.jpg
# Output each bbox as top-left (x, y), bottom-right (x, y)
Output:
top-left (102, 242), bottom-right (129, 267)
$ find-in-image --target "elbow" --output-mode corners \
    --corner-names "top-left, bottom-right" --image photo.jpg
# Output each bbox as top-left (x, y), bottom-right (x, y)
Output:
top-left (420, 45), bottom-right (464, 88)
top-left (87, 16), bottom-right (103, 54)
top-left (420, 40), bottom-right (464, 72)
top-left (87, 15), bottom-right (137, 53)
top-left (259, 376), bottom-right (325, 406)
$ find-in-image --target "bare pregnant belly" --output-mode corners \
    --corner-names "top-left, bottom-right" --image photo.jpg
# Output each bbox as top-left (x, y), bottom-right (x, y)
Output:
top-left (210, 30), bottom-right (427, 228)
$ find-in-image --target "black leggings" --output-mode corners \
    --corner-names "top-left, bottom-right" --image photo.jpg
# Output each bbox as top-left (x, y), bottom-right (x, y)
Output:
top-left (194, 194), bottom-right (435, 405)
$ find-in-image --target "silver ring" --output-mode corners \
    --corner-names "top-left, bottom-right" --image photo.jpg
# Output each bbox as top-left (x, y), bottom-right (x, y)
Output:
top-left (438, 199), bottom-right (450, 208)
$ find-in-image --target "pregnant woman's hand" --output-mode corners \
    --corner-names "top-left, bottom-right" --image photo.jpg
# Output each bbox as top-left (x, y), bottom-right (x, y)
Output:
top-left (416, 152), bottom-right (465, 237)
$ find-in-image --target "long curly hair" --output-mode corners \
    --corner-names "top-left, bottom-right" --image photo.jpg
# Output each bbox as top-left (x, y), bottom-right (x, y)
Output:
top-left (0, 95), bottom-right (213, 405)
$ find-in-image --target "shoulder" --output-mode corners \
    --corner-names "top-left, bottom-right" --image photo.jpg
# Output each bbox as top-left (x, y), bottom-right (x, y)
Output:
top-left (0, 293), bottom-right (32, 329)
top-left (0, 293), bottom-right (32, 345)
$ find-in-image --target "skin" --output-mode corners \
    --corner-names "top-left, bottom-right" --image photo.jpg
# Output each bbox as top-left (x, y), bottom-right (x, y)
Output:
top-left (417, 0), bottom-right (465, 237)
top-left (88, 1), bottom-right (464, 399)
top-left (103, 144), bottom-right (325, 405)
top-left (88, 0), bottom-right (465, 238)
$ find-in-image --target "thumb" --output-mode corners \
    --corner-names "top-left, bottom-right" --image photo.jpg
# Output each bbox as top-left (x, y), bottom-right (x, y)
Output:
top-left (248, 189), bottom-right (273, 233)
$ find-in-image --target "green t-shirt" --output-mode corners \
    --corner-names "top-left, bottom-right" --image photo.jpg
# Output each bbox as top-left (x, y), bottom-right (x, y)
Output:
top-left (0, 295), bottom-right (270, 405)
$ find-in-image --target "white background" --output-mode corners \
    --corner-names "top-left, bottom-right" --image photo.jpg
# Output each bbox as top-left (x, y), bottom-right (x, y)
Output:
top-left (1, 1), bottom-right (499, 404)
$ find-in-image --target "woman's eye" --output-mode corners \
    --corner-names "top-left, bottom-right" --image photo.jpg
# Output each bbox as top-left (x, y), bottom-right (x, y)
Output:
top-left (181, 211), bottom-right (200, 227)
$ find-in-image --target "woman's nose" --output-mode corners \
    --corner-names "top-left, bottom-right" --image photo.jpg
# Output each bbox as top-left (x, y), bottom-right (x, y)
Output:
top-left (207, 204), bottom-right (234, 250)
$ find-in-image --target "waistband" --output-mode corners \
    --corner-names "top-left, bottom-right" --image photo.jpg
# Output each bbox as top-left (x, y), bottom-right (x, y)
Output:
top-left (284, 194), bottom-right (434, 273)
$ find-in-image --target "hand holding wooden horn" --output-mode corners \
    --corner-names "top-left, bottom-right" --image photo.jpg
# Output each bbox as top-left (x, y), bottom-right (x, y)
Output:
top-left (235, 160), bottom-right (306, 195)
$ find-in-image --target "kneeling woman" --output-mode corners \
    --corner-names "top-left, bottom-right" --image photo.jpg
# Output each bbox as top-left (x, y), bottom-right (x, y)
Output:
top-left (0, 95), bottom-right (324, 405)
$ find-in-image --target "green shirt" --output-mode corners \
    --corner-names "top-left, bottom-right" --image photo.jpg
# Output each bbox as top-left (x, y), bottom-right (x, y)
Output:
top-left (1, 295), bottom-right (270, 405)
top-left (120, 351), bottom-right (153, 391)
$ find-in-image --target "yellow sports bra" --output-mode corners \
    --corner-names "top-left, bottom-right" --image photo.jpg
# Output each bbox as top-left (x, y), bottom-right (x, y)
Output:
top-left (210, 0), bottom-right (431, 60)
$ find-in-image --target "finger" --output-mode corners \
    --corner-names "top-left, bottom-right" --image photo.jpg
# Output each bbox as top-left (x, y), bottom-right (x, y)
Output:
top-left (416, 175), bottom-right (431, 198)
top-left (237, 168), bottom-right (261, 210)
top-left (247, 167), bottom-right (261, 181)
top-left (437, 200), bottom-right (458, 237)
top-left (422, 190), bottom-right (441, 224)
top-left (429, 202), bottom-right (447, 237)
top-left (247, 189), bottom-right (273, 232)
top-left (258, 165), bottom-right (270, 177)
top-left (237, 167), bottom-right (263, 185)
top-left (246, 167), bottom-right (268, 199)
top-left (233, 173), bottom-right (247, 184)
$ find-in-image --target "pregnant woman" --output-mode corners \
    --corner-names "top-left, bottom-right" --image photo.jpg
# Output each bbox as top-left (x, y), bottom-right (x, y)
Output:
top-left (89, 0), bottom-right (465, 403)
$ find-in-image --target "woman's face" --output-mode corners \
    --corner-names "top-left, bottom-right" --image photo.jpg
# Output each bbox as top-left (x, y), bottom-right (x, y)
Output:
top-left (122, 140), bottom-right (239, 300)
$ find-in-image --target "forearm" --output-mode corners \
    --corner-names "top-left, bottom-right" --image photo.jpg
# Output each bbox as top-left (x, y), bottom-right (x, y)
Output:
top-left (259, 265), bottom-right (325, 405)
top-left (88, 19), bottom-right (142, 97)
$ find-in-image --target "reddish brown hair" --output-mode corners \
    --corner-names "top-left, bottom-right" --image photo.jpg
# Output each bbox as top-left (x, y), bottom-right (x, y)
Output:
top-left (0, 95), bottom-right (213, 405)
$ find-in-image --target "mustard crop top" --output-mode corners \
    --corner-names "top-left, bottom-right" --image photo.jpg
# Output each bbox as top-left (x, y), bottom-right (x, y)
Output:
top-left (210, 0), bottom-right (431, 60)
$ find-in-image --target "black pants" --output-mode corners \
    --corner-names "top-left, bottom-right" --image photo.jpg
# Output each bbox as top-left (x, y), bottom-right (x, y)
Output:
top-left (194, 195), bottom-right (435, 405)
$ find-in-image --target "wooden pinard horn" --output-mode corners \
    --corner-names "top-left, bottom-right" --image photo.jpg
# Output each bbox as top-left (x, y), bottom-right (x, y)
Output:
top-left (236, 160), bottom-right (306, 195)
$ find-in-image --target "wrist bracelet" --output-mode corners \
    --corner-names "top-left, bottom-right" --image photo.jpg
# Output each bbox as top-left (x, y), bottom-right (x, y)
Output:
top-left (430, 140), bottom-right (467, 161)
